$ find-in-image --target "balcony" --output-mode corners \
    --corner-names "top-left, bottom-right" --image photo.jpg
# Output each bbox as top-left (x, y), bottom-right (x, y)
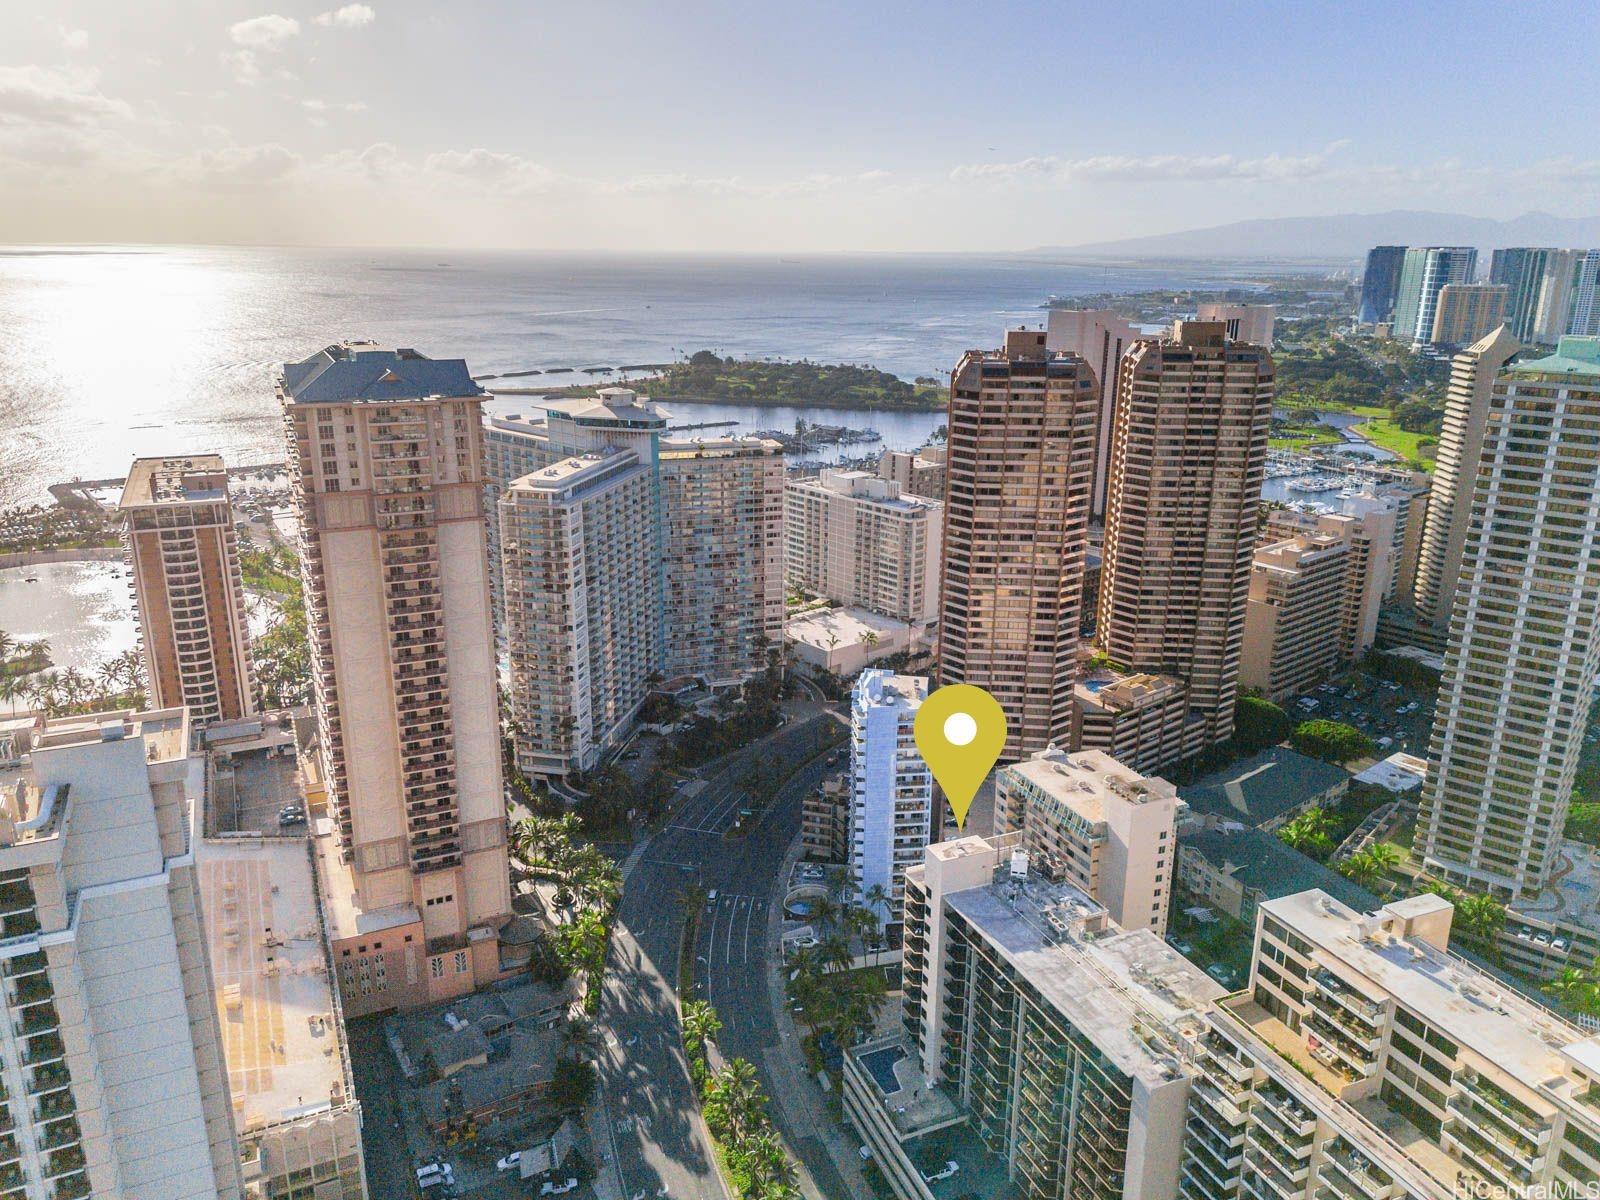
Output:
top-left (28, 1063), bottom-right (69, 1097)
top-left (1320, 1143), bottom-right (1393, 1200)
top-left (11, 975), bottom-right (52, 1007)
top-left (23, 1034), bottom-right (65, 1066)
top-left (0, 1134), bottom-right (17, 1163)
top-left (39, 1119), bottom-right (79, 1151)
top-left (1311, 971), bottom-right (1383, 1025)
top-left (1, 912), bottom-right (39, 941)
top-left (44, 1144), bottom-right (84, 1178)
top-left (17, 1004), bottom-right (59, 1037)
top-left (4, 952), bottom-right (46, 979)
top-left (34, 1090), bottom-right (75, 1123)
top-left (51, 1171), bottom-right (89, 1200)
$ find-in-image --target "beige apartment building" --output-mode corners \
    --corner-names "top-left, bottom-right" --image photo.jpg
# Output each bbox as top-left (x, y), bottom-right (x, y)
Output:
top-left (1410, 325), bottom-right (1521, 636)
top-left (279, 343), bottom-right (512, 1009)
top-left (1429, 283), bottom-right (1509, 350)
top-left (1420, 337), bottom-right (1600, 900)
top-left (1245, 504), bottom-right (1395, 702)
top-left (876, 445), bottom-right (947, 501)
top-left (1182, 889), bottom-right (1600, 1200)
top-left (119, 455), bottom-right (257, 726)
top-left (784, 469), bottom-right (941, 625)
top-left (1046, 308), bottom-right (1139, 518)
top-left (938, 329), bottom-right (1099, 760)
top-left (994, 746), bottom-right (1178, 934)
top-left (1074, 667), bottom-right (1205, 775)
top-left (1241, 533), bottom-right (1352, 704)
top-left (1098, 320), bottom-right (1275, 751)
top-left (0, 707), bottom-right (244, 1199)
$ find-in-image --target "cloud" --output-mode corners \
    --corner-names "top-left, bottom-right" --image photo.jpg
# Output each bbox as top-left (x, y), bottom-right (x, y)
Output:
top-left (184, 142), bottom-right (301, 185)
top-left (302, 97), bottom-right (367, 113)
top-left (60, 28), bottom-right (89, 51)
top-left (950, 142), bottom-right (1352, 187)
top-left (423, 147), bottom-right (560, 193)
top-left (0, 66), bottom-right (131, 128)
top-left (314, 4), bottom-right (376, 28)
top-left (229, 15), bottom-right (301, 48)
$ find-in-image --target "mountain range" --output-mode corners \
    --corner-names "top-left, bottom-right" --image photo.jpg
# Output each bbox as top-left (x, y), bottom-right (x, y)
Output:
top-left (1050, 211), bottom-right (1600, 262)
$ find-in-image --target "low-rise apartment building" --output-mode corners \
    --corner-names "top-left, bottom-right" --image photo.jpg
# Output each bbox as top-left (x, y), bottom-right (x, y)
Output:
top-left (1074, 667), bottom-right (1207, 775)
top-left (994, 746), bottom-right (1178, 935)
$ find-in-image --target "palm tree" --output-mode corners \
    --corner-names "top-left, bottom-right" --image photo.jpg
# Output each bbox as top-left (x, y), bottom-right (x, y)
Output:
top-left (558, 1016), bottom-right (600, 1060)
top-left (863, 883), bottom-right (891, 930)
top-left (682, 1000), bottom-right (723, 1051)
top-left (1543, 966), bottom-right (1597, 1012)
top-left (59, 668), bottom-right (90, 710)
top-left (0, 630), bottom-right (13, 664)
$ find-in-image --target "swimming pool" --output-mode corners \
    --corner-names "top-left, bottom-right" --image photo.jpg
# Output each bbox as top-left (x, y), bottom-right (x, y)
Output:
top-left (859, 1045), bottom-right (906, 1096)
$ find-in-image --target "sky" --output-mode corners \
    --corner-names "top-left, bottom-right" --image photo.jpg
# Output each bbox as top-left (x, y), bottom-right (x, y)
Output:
top-left (3, 0), bottom-right (1598, 252)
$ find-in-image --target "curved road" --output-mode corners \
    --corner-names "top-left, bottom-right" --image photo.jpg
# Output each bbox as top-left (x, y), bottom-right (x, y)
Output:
top-left (594, 708), bottom-right (845, 1200)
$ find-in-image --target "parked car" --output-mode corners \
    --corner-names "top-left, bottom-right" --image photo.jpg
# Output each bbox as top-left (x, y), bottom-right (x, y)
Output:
top-left (496, 1152), bottom-right (521, 1172)
top-left (278, 803), bottom-right (306, 826)
top-left (922, 1161), bottom-right (959, 1183)
top-left (540, 1179), bottom-right (579, 1196)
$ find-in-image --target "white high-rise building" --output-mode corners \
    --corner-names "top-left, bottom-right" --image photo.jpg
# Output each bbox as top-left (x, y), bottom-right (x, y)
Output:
top-left (994, 746), bottom-right (1178, 934)
top-left (783, 469), bottom-right (941, 625)
top-left (1046, 308), bottom-right (1138, 519)
top-left (1420, 336), bottom-right (1600, 899)
top-left (487, 390), bottom-right (783, 778)
top-left (847, 670), bottom-right (931, 920)
top-left (0, 708), bottom-right (243, 1199)
top-left (1195, 301), bottom-right (1276, 349)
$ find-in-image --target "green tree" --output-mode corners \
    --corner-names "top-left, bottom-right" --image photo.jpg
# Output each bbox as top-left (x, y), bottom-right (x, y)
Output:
top-left (547, 1056), bottom-right (596, 1112)
top-left (1234, 694), bottom-right (1294, 752)
top-left (1278, 808), bottom-right (1336, 860)
top-left (1292, 719), bottom-right (1375, 763)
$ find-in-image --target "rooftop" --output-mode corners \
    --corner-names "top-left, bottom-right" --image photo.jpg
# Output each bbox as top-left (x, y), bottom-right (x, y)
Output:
top-left (541, 387), bottom-right (669, 428)
top-left (1261, 890), bottom-right (1600, 1107)
top-left (279, 342), bottom-right (483, 405)
top-left (1353, 751), bottom-right (1427, 793)
top-left (788, 469), bottom-right (940, 512)
top-left (1509, 335), bottom-right (1600, 379)
top-left (119, 454), bottom-right (229, 508)
top-left (1179, 823), bottom-right (1380, 914)
top-left (999, 746), bottom-right (1176, 825)
top-left (853, 669), bottom-right (927, 713)
top-left (1513, 838), bottom-right (1600, 934)
top-left (784, 605), bottom-right (915, 651)
top-left (417, 1027), bottom-right (562, 1126)
top-left (197, 778), bottom-right (352, 1133)
top-left (1180, 745), bottom-right (1349, 827)
top-left (1074, 668), bottom-right (1186, 712)
top-left (505, 447), bottom-right (644, 495)
top-left (942, 866), bottom-right (1224, 1086)
top-left (312, 821), bottom-right (420, 941)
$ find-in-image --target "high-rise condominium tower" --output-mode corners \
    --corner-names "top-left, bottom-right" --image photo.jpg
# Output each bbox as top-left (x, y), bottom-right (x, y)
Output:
top-left (1419, 337), bottom-right (1600, 899)
top-left (847, 669), bottom-right (931, 920)
top-left (1392, 246), bottom-right (1477, 347)
top-left (279, 344), bottom-right (510, 997)
top-left (1411, 325), bottom-right (1522, 634)
top-left (489, 390), bottom-right (783, 778)
top-left (0, 708), bottom-right (242, 1198)
top-left (1046, 308), bottom-right (1138, 519)
top-left (1490, 247), bottom-right (1587, 345)
top-left (1097, 321), bottom-right (1275, 749)
top-left (1429, 283), bottom-right (1507, 350)
top-left (938, 329), bottom-right (1098, 760)
top-left (1358, 244), bottom-right (1407, 326)
top-left (119, 455), bottom-right (257, 726)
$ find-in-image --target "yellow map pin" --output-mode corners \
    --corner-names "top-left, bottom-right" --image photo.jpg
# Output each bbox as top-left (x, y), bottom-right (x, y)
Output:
top-left (914, 684), bottom-right (1006, 830)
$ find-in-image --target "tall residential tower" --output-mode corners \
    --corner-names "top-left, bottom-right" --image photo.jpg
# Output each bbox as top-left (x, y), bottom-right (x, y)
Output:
top-left (1097, 321), bottom-right (1275, 751)
top-left (1419, 337), bottom-right (1600, 898)
top-left (937, 329), bottom-right (1099, 760)
top-left (280, 343), bottom-right (511, 1002)
top-left (119, 455), bottom-right (257, 726)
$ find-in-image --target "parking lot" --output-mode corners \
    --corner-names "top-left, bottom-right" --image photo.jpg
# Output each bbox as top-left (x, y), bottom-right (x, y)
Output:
top-left (1291, 669), bottom-right (1435, 756)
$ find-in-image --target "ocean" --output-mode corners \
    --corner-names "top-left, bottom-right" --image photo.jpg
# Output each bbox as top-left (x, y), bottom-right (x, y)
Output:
top-left (0, 245), bottom-right (1282, 509)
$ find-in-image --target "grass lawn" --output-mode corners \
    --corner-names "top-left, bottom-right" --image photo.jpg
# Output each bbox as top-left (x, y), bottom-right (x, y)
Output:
top-left (1353, 417), bottom-right (1437, 467)
top-left (1270, 431), bottom-right (1342, 451)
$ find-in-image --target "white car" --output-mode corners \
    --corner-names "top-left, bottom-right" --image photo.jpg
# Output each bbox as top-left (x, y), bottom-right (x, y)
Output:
top-left (540, 1180), bottom-right (579, 1196)
top-left (922, 1160), bottom-right (959, 1183)
top-left (497, 1152), bottom-right (521, 1172)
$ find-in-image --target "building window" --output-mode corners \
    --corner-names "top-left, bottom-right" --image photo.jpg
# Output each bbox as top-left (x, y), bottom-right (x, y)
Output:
top-left (453, 951), bottom-right (469, 974)
top-left (429, 957), bottom-right (445, 979)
